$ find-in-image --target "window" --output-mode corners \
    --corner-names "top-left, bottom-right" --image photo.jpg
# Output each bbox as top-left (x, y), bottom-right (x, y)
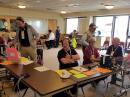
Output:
top-left (0, 19), bottom-right (7, 32)
top-left (94, 15), bottom-right (129, 49)
top-left (10, 19), bottom-right (17, 32)
top-left (95, 16), bottom-right (113, 46)
top-left (66, 18), bottom-right (78, 34)
top-left (114, 16), bottom-right (129, 42)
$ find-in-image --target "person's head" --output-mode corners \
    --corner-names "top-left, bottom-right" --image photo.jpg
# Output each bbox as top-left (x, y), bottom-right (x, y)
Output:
top-left (62, 38), bottom-right (70, 50)
top-left (48, 29), bottom-right (52, 33)
top-left (112, 37), bottom-right (120, 47)
top-left (57, 26), bottom-right (59, 29)
top-left (89, 23), bottom-right (97, 34)
top-left (88, 37), bottom-right (96, 47)
top-left (73, 30), bottom-right (77, 33)
top-left (106, 37), bottom-right (110, 41)
top-left (16, 16), bottom-right (25, 28)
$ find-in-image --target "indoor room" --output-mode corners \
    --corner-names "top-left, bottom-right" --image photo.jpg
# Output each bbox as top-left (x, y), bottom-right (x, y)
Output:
top-left (0, 0), bottom-right (130, 97)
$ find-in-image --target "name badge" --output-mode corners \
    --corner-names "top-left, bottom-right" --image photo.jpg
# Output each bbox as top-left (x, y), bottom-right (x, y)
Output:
top-left (21, 31), bottom-right (25, 39)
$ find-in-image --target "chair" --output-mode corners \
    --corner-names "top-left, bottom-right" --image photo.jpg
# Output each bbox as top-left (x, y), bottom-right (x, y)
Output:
top-left (120, 42), bottom-right (125, 49)
top-left (103, 40), bottom-right (109, 50)
top-left (127, 42), bottom-right (130, 49)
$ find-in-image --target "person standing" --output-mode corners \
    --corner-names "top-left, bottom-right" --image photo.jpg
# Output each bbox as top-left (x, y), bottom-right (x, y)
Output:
top-left (55, 26), bottom-right (60, 47)
top-left (45, 29), bottom-right (55, 49)
top-left (81, 23), bottom-right (97, 54)
top-left (15, 16), bottom-right (39, 60)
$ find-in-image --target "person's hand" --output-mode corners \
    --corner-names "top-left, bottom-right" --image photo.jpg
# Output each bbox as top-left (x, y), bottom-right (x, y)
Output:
top-left (69, 58), bottom-right (75, 63)
top-left (90, 55), bottom-right (96, 62)
top-left (66, 55), bottom-right (71, 59)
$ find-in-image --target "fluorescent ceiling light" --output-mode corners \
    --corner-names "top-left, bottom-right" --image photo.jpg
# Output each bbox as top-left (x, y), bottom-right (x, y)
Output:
top-left (18, 5), bottom-right (26, 9)
top-left (104, 5), bottom-right (114, 9)
top-left (68, 4), bottom-right (79, 7)
top-left (60, 11), bottom-right (66, 14)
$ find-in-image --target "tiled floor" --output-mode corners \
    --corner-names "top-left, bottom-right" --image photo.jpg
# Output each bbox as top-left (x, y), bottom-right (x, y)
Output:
top-left (1, 47), bottom-right (130, 97)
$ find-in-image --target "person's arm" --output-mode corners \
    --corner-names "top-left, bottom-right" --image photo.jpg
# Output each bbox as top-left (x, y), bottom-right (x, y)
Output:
top-left (106, 46), bottom-right (112, 55)
top-left (71, 54), bottom-right (80, 61)
top-left (70, 49), bottom-right (80, 61)
top-left (81, 34), bottom-right (89, 47)
top-left (30, 25), bottom-right (39, 40)
top-left (60, 57), bottom-right (75, 64)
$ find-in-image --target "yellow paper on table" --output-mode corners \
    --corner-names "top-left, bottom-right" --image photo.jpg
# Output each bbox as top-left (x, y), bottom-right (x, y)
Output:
top-left (0, 61), bottom-right (13, 65)
top-left (69, 70), bottom-right (81, 75)
top-left (20, 57), bottom-right (29, 62)
top-left (55, 70), bottom-right (71, 76)
top-left (73, 73), bottom-right (87, 78)
top-left (95, 67), bottom-right (112, 73)
top-left (55, 70), bottom-right (63, 76)
top-left (19, 57), bottom-right (34, 65)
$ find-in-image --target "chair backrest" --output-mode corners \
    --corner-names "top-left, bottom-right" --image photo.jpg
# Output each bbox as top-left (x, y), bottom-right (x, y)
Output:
top-left (119, 42), bottom-right (125, 49)
top-left (0, 44), bottom-right (6, 56)
top-left (128, 42), bottom-right (130, 49)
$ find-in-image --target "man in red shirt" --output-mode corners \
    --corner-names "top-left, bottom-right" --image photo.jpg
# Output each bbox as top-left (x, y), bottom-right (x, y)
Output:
top-left (83, 37), bottom-right (100, 65)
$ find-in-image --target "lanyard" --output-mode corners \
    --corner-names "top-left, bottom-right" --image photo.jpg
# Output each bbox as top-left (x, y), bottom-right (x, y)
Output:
top-left (111, 46), bottom-right (118, 56)
top-left (65, 48), bottom-right (72, 56)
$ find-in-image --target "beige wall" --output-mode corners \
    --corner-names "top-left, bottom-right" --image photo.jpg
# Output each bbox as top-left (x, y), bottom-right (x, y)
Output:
top-left (0, 7), bottom-right (65, 34)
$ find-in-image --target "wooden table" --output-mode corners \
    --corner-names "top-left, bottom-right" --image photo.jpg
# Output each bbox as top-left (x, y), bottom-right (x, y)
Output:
top-left (1, 62), bottom-right (76, 97)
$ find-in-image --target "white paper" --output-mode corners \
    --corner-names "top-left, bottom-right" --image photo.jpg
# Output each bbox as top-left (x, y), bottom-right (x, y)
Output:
top-left (20, 60), bottom-right (34, 65)
top-left (101, 54), bottom-right (110, 56)
top-left (34, 66), bottom-right (50, 72)
top-left (72, 66), bottom-right (88, 72)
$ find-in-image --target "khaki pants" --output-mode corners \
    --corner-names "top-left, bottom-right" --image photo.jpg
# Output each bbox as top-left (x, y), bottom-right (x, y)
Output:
top-left (20, 46), bottom-right (36, 61)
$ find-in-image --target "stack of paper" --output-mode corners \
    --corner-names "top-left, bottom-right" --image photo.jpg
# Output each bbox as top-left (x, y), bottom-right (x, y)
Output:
top-left (0, 61), bottom-right (13, 65)
top-left (34, 66), bottom-right (50, 72)
top-left (69, 70), bottom-right (87, 78)
top-left (73, 73), bottom-right (87, 78)
top-left (95, 67), bottom-right (112, 73)
top-left (20, 57), bottom-right (34, 65)
top-left (83, 70), bottom-right (98, 76)
top-left (69, 70), bottom-right (81, 75)
top-left (72, 66), bottom-right (88, 72)
top-left (55, 70), bottom-right (71, 78)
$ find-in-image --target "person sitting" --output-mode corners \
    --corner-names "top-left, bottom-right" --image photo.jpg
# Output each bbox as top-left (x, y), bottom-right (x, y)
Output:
top-left (45, 29), bottom-right (55, 49)
top-left (53, 38), bottom-right (80, 97)
top-left (103, 37), bottom-right (110, 49)
top-left (57, 38), bottom-right (80, 69)
top-left (83, 37), bottom-right (100, 65)
top-left (106, 37), bottom-right (123, 84)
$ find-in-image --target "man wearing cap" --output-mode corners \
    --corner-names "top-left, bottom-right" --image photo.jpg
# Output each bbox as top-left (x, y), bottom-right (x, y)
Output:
top-left (81, 23), bottom-right (97, 54)
top-left (15, 16), bottom-right (39, 60)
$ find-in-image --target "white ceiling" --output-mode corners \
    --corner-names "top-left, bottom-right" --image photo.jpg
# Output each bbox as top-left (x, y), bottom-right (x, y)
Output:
top-left (0, 0), bottom-right (130, 13)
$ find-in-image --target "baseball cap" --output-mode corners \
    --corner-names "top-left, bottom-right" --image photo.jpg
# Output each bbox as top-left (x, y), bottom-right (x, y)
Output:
top-left (89, 23), bottom-right (97, 28)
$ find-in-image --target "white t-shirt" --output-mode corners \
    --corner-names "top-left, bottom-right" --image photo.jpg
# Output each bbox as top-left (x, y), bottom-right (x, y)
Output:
top-left (48, 32), bottom-right (55, 40)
